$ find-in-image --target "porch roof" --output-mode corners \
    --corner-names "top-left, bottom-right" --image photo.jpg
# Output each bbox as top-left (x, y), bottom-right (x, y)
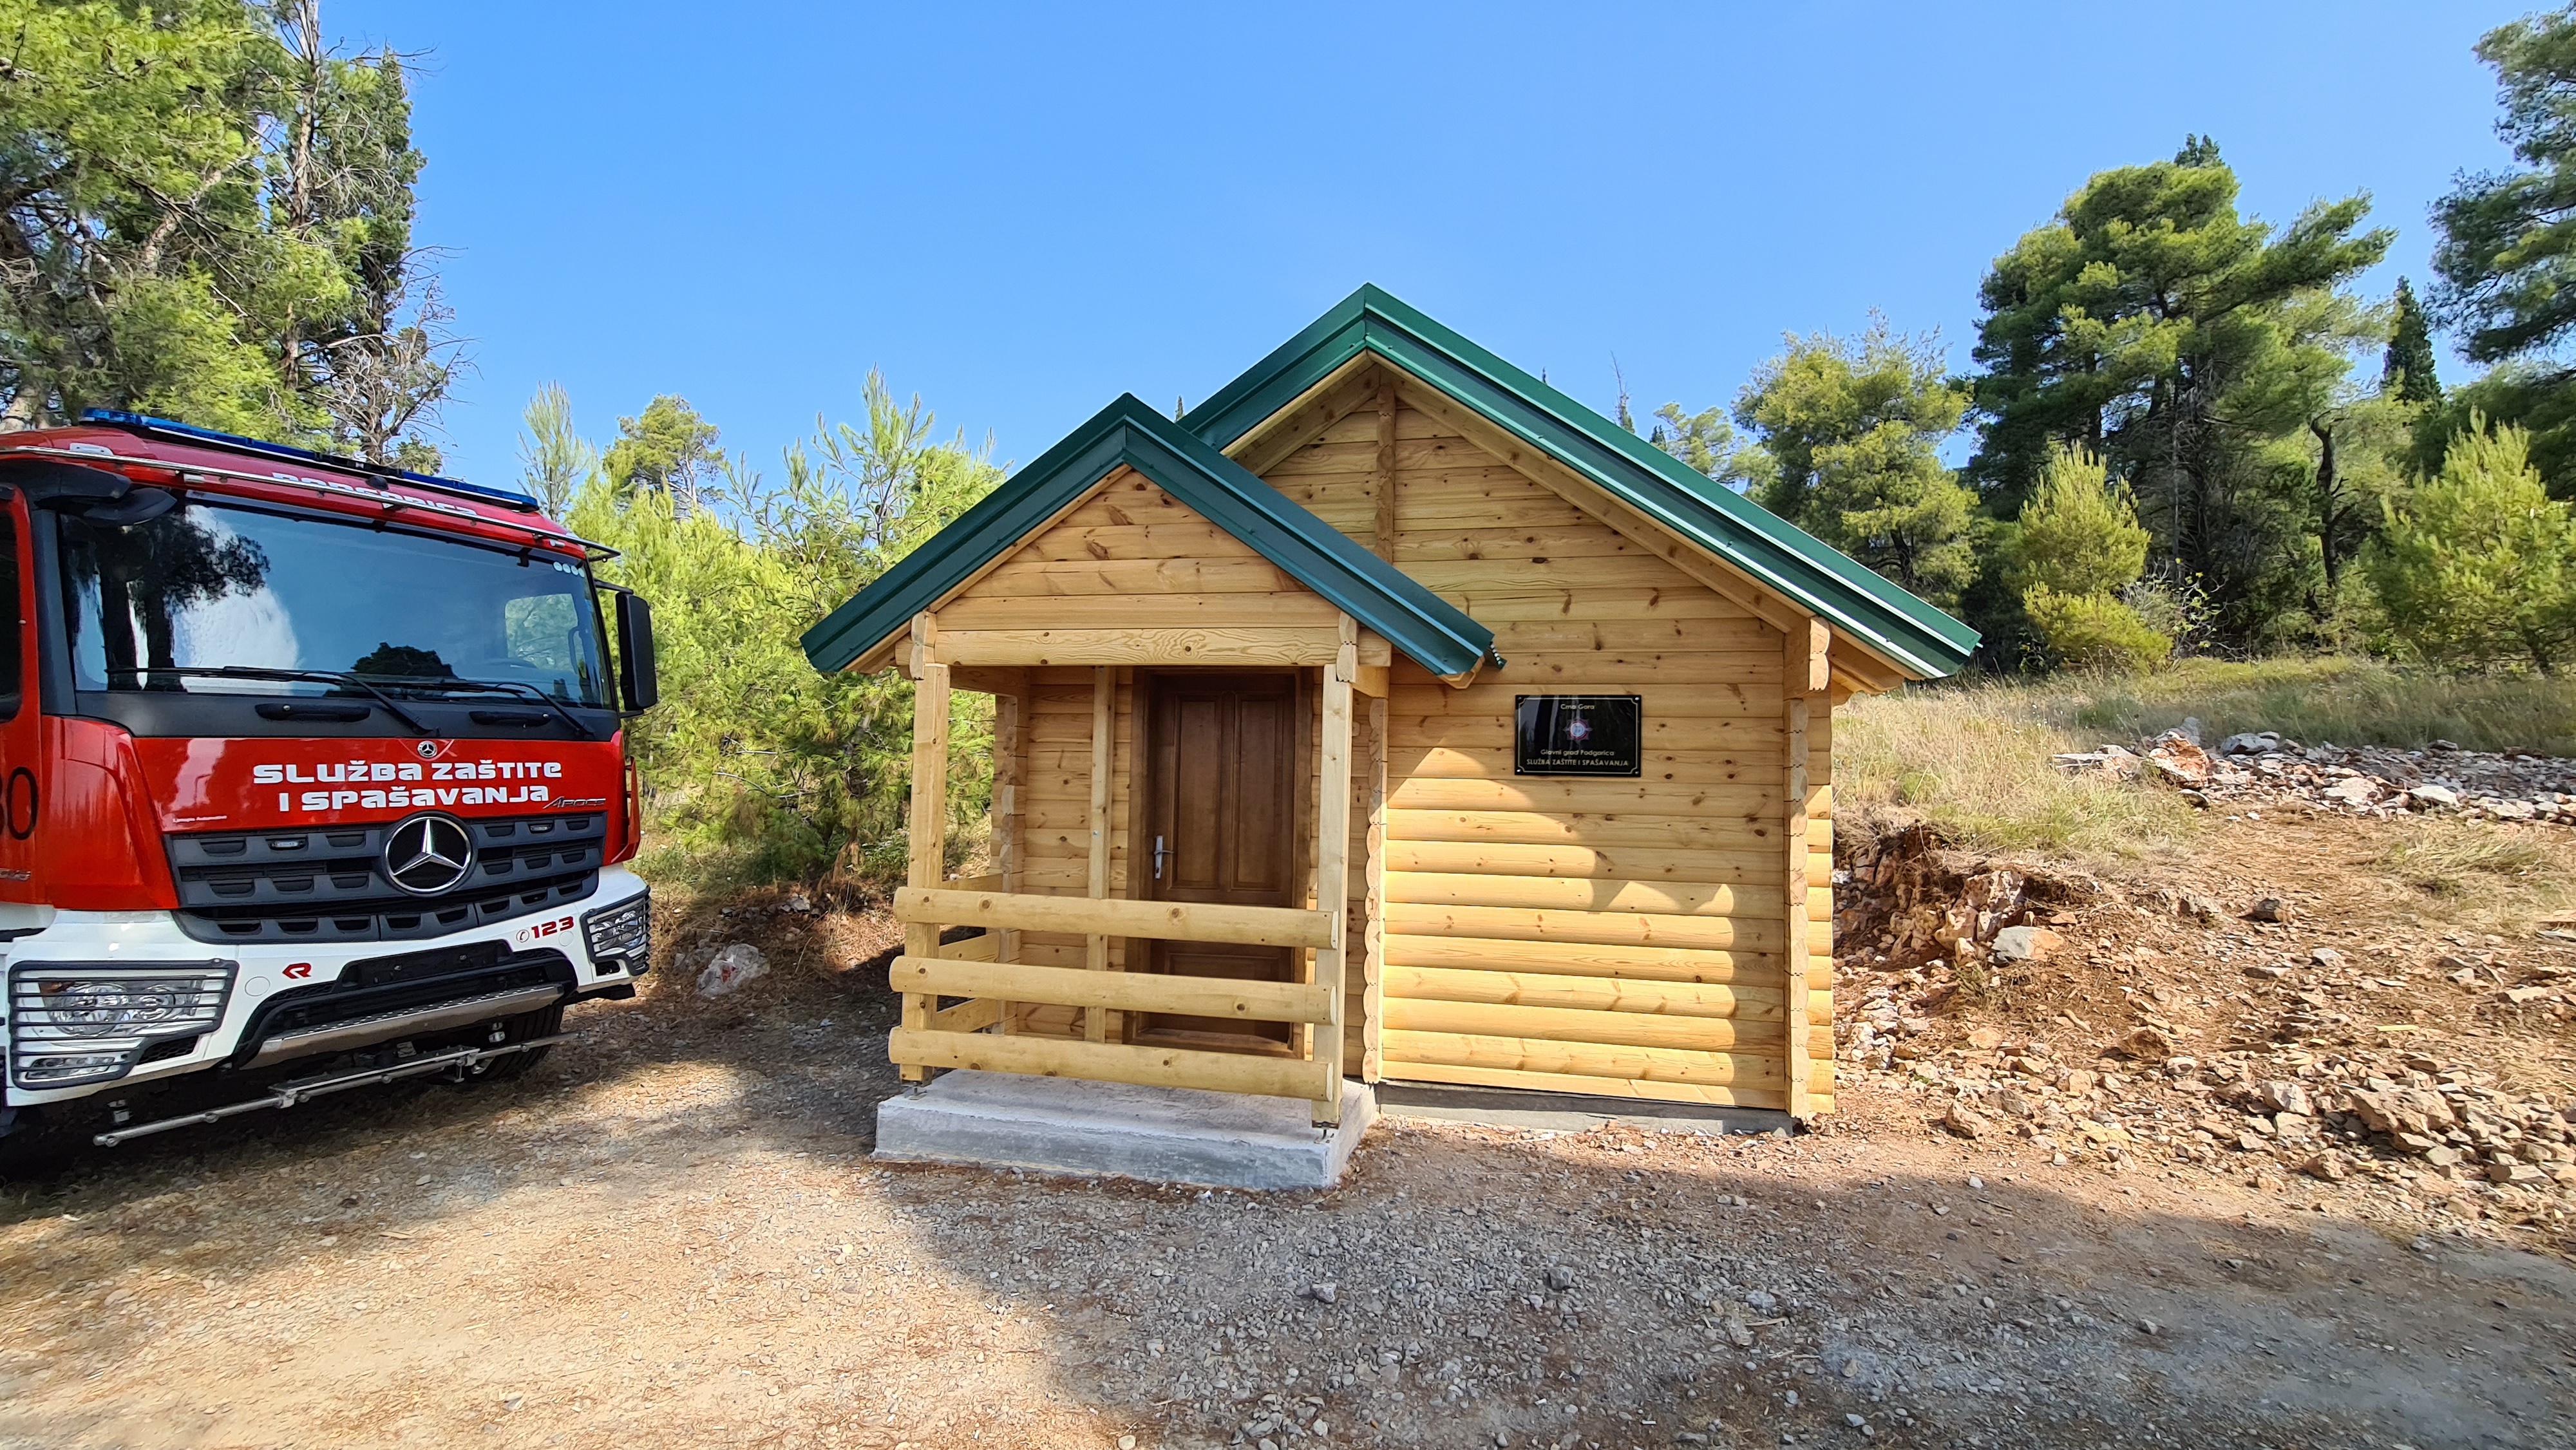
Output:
top-left (800, 392), bottom-right (1496, 679)
top-left (1182, 285), bottom-right (1980, 681)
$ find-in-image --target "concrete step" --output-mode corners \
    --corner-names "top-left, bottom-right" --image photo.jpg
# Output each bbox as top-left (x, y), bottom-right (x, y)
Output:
top-left (874, 1070), bottom-right (1376, 1190)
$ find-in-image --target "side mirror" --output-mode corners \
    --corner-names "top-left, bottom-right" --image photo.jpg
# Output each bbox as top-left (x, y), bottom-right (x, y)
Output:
top-left (614, 591), bottom-right (659, 712)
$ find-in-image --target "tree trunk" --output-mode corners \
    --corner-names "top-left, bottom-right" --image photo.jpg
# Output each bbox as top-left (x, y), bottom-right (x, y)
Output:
top-left (2310, 416), bottom-right (2342, 590)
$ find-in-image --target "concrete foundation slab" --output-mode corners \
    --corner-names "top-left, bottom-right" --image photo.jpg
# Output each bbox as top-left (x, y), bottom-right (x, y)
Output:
top-left (873, 1070), bottom-right (1376, 1190)
top-left (1374, 1079), bottom-right (1794, 1136)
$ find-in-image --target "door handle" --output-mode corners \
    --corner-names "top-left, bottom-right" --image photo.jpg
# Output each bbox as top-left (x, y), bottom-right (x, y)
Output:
top-left (1153, 834), bottom-right (1169, 881)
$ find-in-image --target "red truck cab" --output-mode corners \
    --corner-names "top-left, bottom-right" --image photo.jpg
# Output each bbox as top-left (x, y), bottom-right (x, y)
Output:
top-left (0, 411), bottom-right (658, 1158)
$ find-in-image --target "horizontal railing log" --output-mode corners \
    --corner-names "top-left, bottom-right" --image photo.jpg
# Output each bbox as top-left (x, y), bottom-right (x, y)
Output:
top-left (888, 1027), bottom-right (1335, 1100)
top-left (893, 887), bottom-right (1338, 950)
top-left (891, 956), bottom-right (1333, 1024)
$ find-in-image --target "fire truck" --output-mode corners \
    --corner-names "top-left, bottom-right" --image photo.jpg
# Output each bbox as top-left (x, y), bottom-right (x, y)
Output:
top-left (0, 410), bottom-right (657, 1162)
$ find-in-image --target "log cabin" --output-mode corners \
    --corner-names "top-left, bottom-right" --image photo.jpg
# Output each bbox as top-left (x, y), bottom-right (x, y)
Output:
top-left (803, 287), bottom-right (1976, 1131)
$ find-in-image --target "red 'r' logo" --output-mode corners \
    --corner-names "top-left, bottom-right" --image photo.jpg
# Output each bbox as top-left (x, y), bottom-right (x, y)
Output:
top-left (282, 963), bottom-right (314, 979)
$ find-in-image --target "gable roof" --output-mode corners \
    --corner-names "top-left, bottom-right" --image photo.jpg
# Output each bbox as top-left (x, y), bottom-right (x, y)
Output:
top-left (1182, 285), bottom-right (1980, 680)
top-left (800, 393), bottom-right (1495, 679)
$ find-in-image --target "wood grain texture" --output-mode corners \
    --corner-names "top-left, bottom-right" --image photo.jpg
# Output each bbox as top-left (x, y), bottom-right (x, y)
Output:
top-left (893, 956), bottom-right (1333, 1024)
top-left (1378, 1030), bottom-right (1779, 1091)
top-left (893, 886), bottom-right (1337, 948)
top-left (1376, 1059), bottom-right (1788, 1111)
top-left (889, 1028), bottom-right (1334, 1101)
top-left (1383, 838), bottom-right (1783, 885)
top-left (1388, 745), bottom-right (1777, 784)
top-left (1382, 997), bottom-right (1773, 1053)
top-left (1312, 620), bottom-right (1356, 1123)
top-left (900, 619), bottom-right (950, 1083)
top-left (1389, 777), bottom-right (1785, 817)
top-left (1247, 386), bottom-right (1828, 1115)
top-left (1085, 666), bottom-right (1114, 1040)
top-left (1385, 869), bottom-right (1750, 918)
top-left (1382, 901), bottom-right (1778, 952)
top-left (940, 627), bottom-right (1350, 668)
top-left (1783, 618), bottom-right (1824, 1119)
top-left (940, 593), bottom-right (1342, 630)
top-left (1385, 964), bottom-right (1780, 1020)
top-left (1383, 932), bottom-right (1777, 983)
top-left (1363, 693), bottom-right (1388, 1082)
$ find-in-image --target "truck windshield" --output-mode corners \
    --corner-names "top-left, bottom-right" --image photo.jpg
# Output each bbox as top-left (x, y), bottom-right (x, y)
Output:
top-left (57, 497), bottom-right (610, 706)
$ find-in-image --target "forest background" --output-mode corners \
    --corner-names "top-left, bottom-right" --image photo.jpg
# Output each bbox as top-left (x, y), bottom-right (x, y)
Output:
top-left (9, 2), bottom-right (2576, 885)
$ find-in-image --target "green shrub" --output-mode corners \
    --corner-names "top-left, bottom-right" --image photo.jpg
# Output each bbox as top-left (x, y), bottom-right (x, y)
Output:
top-left (572, 373), bottom-right (1005, 888)
top-left (2366, 415), bottom-right (2576, 673)
top-left (2021, 583), bottom-right (2174, 672)
top-left (2011, 446), bottom-right (2150, 599)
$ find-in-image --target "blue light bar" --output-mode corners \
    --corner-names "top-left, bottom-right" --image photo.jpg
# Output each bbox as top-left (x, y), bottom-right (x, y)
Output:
top-left (78, 409), bottom-right (543, 513)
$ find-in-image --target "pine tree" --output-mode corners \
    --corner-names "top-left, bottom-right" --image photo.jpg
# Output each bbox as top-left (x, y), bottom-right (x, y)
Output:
top-left (1728, 319), bottom-right (1982, 608)
top-left (2368, 415), bottom-right (2576, 673)
top-left (2009, 446), bottom-right (2170, 672)
top-left (1965, 138), bottom-right (2390, 643)
top-left (2383, 278), bottom-right (2442, 404)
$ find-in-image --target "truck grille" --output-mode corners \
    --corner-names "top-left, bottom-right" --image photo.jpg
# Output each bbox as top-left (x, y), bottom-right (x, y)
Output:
top-left (166, 813), bottom-right (604, 945)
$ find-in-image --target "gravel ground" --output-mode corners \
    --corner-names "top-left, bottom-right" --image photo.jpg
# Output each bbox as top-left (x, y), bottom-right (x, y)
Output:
top-left (5, 934), bottom-right (2573, 1450)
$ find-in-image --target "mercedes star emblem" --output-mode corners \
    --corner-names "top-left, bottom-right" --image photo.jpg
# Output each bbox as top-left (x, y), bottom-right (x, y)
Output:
top-left (383, 811), bottom-right (476, 895)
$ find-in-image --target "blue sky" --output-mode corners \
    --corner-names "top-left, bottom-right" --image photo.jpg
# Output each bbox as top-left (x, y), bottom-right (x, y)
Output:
top-left (336, 1), bottom-right (2526, 491)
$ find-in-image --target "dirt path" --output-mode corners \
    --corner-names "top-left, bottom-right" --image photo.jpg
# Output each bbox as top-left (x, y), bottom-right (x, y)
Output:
top-left (4, 956), bottom-right (2571, 1450)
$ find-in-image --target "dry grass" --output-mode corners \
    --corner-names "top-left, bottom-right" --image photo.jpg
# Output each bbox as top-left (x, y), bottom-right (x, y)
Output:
top-left (1839, 655), bottom-right (2574, 868)
top-left (2378, 820), bottom-right (2554, 896)
top-left (1837, 681), bottom-right (2202, 863)
top-left (2372, 818), bottom-right (2576, 937)
top-left (2053, 656), bottom-right (2576, 756)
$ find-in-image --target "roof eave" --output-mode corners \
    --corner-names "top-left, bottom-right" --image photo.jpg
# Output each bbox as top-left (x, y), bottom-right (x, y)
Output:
top-left (1183, 286), bottom-right (1980, 682)
top-left (801, 395), bottom-right (1495, 680)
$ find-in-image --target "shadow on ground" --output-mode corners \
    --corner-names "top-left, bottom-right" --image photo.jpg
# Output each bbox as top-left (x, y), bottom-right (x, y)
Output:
top-left (2, 950), bottom-right (2571, 1450)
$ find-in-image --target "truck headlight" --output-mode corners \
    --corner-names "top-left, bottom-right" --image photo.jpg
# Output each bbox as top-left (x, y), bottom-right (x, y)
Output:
top-left (581, 894), bottom-right (651, 975)
top-left (8, 963), bottom-right (234, 1089)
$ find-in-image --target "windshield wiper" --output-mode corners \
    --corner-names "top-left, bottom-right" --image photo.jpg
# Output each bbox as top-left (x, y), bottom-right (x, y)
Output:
top-left (114, 665), bottom-right (439, 737)
top-left (396, 677), bottom-right (598, 740)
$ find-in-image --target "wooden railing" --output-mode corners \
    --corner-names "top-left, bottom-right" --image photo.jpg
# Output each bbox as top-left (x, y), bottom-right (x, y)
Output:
top-left (884, 887), bottom-right (1345, 1106)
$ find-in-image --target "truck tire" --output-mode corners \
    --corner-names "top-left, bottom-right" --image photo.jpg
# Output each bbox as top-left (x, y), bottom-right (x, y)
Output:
top-left (0, 1106), bottom-right (77, 1181)
top-left (455, 1000), bottom-right (565, 1085)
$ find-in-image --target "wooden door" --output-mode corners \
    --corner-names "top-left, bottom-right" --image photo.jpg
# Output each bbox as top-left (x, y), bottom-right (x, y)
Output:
top-left (1133, 671), bottom-right (1302, 1053)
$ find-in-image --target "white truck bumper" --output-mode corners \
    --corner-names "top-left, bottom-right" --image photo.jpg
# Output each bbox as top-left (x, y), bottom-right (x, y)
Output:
top-left (1, 866), bottom-right (651, 1108)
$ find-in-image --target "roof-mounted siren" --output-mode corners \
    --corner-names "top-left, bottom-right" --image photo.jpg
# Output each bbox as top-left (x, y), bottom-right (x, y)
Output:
top-left (77, 409), bottom-right (545, 514)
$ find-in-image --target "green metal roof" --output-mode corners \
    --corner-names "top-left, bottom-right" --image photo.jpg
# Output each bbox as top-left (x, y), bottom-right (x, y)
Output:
top-left (1182, 285), bottom-right (1981, 680)
top-left (800, 393), bottom-right (1495, 678)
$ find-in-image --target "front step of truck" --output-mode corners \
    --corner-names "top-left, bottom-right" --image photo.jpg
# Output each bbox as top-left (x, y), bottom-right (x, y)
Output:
top-left (91, 1027), bottom-right (573, 1147)
top-left (0, 987), bottom-right (601, 1172)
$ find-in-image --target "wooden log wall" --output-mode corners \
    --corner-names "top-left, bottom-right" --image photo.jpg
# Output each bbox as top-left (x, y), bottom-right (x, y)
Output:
top-left (1258, 380), bottom-right (1836, 1113)
top-left (927, 393), bottom-right (1841, 1113)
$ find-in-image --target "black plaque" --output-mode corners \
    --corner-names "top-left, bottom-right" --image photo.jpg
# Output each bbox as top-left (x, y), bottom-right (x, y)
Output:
top-left (1513, 695), bottom-right (1642, 777)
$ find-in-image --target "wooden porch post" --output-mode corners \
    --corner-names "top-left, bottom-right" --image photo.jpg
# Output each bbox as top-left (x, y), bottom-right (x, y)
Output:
top-left (1084, 665), bottom-right (1114, 1042)
top-left (1312, 615), bottom-right (1356, 1124)
top-left (903, 612), bottom-right (951, 1083)
top-left (1782, 618), bottom-right (1828, 1120)
top-left (1361, 693), bottom-right (1387, 1082)
top-left (992, 685), bottom-right (1022, 1031)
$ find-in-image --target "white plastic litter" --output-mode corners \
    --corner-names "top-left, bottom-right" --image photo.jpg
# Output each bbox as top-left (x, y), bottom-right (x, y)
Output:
top-left (696, 943), bottom-right (768, 998)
